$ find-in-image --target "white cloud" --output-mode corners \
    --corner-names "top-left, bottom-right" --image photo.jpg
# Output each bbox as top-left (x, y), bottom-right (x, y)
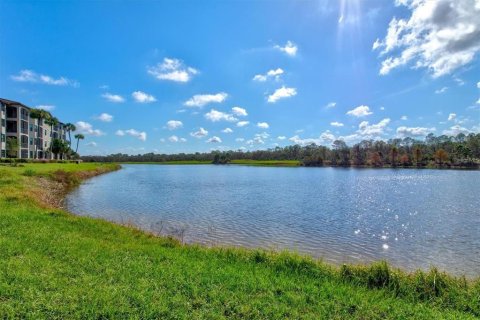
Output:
top-left (85, 142), bottom-right (97, 147)
top-left (34, 105), bottom-right (55, 111)
top-left (166, 120), bottom-right (183, 130)
top-left (290, 119), bottom-right (391, 146)
top-left (374, 0), bottom-right (480, 77)
top-left (236, 138), bottom-right (245, 142)
top-left (237, 121), bottom-right (250, 127)
top-left (330, 121), bottom-right (344, 127)
top-left (147, 58), bottom-right (198, 82)
top-left (206, 136), bottom-right (222, 143)
top-left (274, 41), bottom-right (298, 56)
top-left (277, 136), bottom-right (287, 140)
top-left (448, 113), bottom-right (457, 121)
top-left (397, 126), bottom-right (436, 136)
top-left (247, 133), bottom-right (268, 145)
top-left (75, 121), bottom-right (105, 136)
top-left (168, 135), bottom-right (186, 143)
top-left (357, 118), bottom-right (391, 136)
top-left (267, 86), bottom-right (297, 103)
top-left (116, 129), bottom-right (147, 141)
top-left (184, 92), bottom-right (228, 108)
top-left (454, 77), bottom-right (465, 86)
top-left (96, 113), bottom-right (113, 122)
top-left (346, 105), bottom-right (373, 117)
top-left (222, 128), bottom-right (233, 133)
top-left (11, 69), bottom-right (78, 87)
top-left (252, 68), bottom-right (284, 82)
top-left (435, 87), bottom-right (448, 94)
top-left (325, 102), bottom-right (337, 108)
top-left (204, 109), bottom-right (238, 122)
top-left (132, 91), bottom-right (156, 103)
top-left (380, 106), bottom-right (385, 111)
top-left (288, 130), bottom-right (336, 146)
top-left (190, 127), bottom-right (208, 138)
top-left (102, 93), bottom-right (125, 103)
top-left (231, 106), bottom-right (248, 116)
top-left (477, 81), bottom-right (480, 88)
top-left (257, 122), bottom-right (269, 129)
top-left (443, 125), bottom-right (472, 136)
top-left (400, 115), bottom-right (408, 120)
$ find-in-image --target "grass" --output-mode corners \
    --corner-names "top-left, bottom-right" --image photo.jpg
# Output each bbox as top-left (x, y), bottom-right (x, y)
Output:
top-left (0, 163), bottom-right (479, 319)
top-left (121, 160), bottom-right (212, 165)
top-left (230, 159), bottom-right (301, 167)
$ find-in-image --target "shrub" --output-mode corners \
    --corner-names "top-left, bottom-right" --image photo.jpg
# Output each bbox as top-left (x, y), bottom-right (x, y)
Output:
top-left (22, 169), bottom-right (36, 177)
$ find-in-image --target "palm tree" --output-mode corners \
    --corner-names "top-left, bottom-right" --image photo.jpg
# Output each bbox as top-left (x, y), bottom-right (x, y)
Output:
top-left (74, 134), bottom-right (85, 153)
top-left (30, 109), bottom-right (52, 159)
top-left (45, 116), bottom-right (59, 158)
top-left (64, 123), bottom-right (76, 147)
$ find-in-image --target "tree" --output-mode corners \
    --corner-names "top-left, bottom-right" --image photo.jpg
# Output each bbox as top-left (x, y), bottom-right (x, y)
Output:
top-left (50, 138), bottom-right (70, 159)
top-left (351, 144), bottom-right (364, 166)
top-left (45, 116), bottom-right (59, 158)
top-left (414, 146), bottom-right (422, 166)
top-left (390, 146), bottom-right (398, 167)
top-left (400, 154), bottom-right (410, 167)
top-left (74, 134), bottom-right (85, 153)
top-left (64, 123), bottom-right (76, 147)
top-left (6, 137), bottom-right (18, 158)
top-left (370, 152), bottom-right (383, 167)
top-left (30, 109), bottom-right (52, 159)
top-left (434, 149), bottom-right (448, 165)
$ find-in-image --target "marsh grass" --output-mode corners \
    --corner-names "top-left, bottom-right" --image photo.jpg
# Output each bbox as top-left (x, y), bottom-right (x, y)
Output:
top-left (0, 163), bottom-right (478, 319)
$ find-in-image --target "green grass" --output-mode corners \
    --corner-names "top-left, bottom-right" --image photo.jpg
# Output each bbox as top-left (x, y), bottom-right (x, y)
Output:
top-left (230, 159), bottom-right (301, 167)
top-left (121, 160), bottom-right (212, 165)
top-left (0, 163), bottom-right (479, 319)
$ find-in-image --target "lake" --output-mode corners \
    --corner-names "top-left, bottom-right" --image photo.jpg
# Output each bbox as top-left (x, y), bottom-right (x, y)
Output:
top-left (66, 164), bottom-right (480, 277)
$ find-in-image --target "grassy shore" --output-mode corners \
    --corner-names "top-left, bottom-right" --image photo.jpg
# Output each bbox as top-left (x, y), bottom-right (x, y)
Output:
top-left (0, 163), bottom-right (479, 319)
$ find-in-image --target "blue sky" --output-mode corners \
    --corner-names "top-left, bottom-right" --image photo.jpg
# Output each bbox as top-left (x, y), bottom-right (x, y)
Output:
top-left (1, 0), bottom-right (479, 155)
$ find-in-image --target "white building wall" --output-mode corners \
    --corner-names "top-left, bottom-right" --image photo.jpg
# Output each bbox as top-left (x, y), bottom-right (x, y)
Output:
top-left (0, 99), bottom-right (69, 159)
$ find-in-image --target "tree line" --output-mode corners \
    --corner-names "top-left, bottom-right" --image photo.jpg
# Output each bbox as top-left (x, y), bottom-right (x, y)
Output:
top-left (82, 133), bottom-right (480, 168)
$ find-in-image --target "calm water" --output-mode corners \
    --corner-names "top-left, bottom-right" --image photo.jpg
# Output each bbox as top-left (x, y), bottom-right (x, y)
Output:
top-left (66, 164), bottom-right (480, 277)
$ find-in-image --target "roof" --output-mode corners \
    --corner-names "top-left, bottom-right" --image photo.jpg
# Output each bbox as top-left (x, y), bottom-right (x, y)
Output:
top-left (0, 98), bottom-right (30, 109)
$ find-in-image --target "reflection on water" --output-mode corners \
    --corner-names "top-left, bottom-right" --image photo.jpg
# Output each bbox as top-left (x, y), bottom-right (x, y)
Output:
top-left (66, 164), bottom-right (480, 277)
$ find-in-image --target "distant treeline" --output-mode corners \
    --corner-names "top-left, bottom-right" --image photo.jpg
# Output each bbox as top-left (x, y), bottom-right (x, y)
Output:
top-left (82, 133), bottom-right (480, 168)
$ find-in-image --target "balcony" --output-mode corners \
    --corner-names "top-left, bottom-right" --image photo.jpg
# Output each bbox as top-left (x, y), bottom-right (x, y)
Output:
top-left (6, 106), bottom-right (18, 119)
top-left (6, 120), bottom-right (17, 133)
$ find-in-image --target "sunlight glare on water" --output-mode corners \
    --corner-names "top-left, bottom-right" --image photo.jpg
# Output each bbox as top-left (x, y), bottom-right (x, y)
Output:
top-left (66, 165), bottom-right (480, 277)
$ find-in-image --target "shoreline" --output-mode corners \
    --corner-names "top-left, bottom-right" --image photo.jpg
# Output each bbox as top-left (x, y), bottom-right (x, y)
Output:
top-left (104, 160), bottom-right (480, 170)
top-left (1, 162), bottom-right (479, 318)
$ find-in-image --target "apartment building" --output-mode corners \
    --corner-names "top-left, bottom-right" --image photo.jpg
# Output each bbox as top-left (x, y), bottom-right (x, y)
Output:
top-left (0, 98), bottom-right (68, 159)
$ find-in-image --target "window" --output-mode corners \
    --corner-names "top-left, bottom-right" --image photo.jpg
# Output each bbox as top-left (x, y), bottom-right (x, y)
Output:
top-left (21, 121), bottom-right (28, 134)
top-left (1, 150), bottom-right (5, 158)
top-left (30, 151), bottom-right (33, 158)
top-left (1, 134), bottom-right (5, 142)
top-left (21, 135), bottom-right (28, 148)
top-left (1, 119), bottom-right (5, 127)
top-left (30, 137), bottom-right (33, 145)
top-left (30, 124), bottom-right (33, 131)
